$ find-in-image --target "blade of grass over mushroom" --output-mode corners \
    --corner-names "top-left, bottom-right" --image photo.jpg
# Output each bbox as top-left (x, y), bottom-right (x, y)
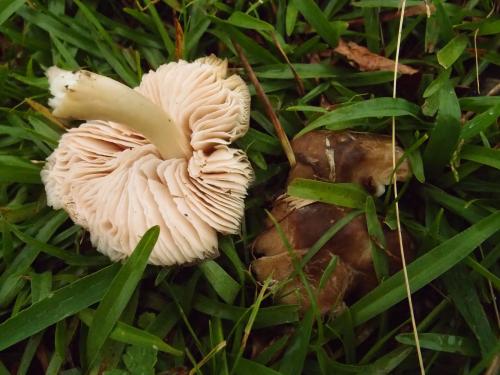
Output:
top-left (0, 263), bottom-right (119, 351)
top-left (288, 178), bottom-right (368, 209)
top-left (292, 0), bottom-right (346, 47)
top-left (294, 210), bottom-right (363, 275)
top-left (336, 211), bottom-right (500, 327)
top-left (295, 98), bottom-right (420, 137)
top-left (198, 260), bottom-right (240, 304)
top-left (365, 197), bottom-right (389, 281)
top-left (86, 226), bottom-right (160, 366)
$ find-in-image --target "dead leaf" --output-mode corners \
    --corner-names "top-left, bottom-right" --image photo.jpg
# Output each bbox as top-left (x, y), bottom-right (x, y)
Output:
top-left (334, 39), bottom-right (418, 75)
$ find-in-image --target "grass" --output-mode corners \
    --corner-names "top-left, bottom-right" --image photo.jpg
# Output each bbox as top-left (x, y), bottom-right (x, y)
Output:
top-left (0, 0), bottom-right (499, 374)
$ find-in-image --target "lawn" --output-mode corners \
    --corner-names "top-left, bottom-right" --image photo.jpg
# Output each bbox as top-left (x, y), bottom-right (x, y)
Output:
top-left (0, 0), bottom-right (499, 374)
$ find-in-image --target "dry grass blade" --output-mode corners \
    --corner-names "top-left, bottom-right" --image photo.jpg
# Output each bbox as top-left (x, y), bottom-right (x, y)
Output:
top-left (271, 33), bottom-right (305, 96)
top-left (174, 15), bottom-right (184, 60)
top-left (334, 39), bottom-right (418, 75)
top-left (189, 340), bottom-right (227, 375)
top-left (391, 1), bottom-right (425, 374)
top-left (234, 41), bottom-right (296, 167)
top-left (25, 98), bottom-right (67, 130)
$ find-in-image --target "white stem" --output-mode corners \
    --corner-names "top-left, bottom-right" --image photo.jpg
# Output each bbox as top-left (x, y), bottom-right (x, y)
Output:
top-left (46, 67), bottom-right (190, 160)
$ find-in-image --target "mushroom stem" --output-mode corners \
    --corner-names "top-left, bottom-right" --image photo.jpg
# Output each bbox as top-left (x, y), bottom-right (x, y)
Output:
top-left (46, 67), bottom-right (190, 160)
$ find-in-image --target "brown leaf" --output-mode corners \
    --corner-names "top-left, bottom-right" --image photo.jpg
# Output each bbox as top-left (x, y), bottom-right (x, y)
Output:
top-left (334, 39), bottom-right (418, 75)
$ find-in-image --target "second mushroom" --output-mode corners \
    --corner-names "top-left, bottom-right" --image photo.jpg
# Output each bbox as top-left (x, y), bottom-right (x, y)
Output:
top-left (252, 130), bottom-right (414, 314)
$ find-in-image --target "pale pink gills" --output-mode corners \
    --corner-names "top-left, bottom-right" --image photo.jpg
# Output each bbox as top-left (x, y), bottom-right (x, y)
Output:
top-left (42, 56), bottom-right (253, 265)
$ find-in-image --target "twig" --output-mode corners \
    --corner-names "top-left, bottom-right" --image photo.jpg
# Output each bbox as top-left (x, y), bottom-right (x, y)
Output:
top-left (271, 33), bottom-right (305, 96)
top-left (391, 1), bottom-right (425, 374)
top-left (234, 42), bottom-right (296, 167)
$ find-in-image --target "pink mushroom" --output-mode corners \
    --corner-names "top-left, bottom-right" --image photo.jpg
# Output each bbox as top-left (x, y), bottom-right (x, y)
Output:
top-left (42, 56), bottom-right (253, 266)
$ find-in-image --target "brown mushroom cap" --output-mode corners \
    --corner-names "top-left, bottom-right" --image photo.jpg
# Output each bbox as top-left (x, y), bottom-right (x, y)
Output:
top-left (289, 130), bottom-right (411, 196)
top-left (252, 130), bottom-right (413, 313)
top-left (42, 56), bottom-right (253, 265)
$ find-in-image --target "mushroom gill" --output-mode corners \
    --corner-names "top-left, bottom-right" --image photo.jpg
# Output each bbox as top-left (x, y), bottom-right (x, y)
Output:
top-left (42, 56), bottom-right (253, 265)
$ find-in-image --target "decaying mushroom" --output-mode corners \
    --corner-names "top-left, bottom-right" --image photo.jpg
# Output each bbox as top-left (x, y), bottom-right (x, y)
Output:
top-left (42, 56), bottom-right (253, 265)
top-left (252, 130), bottom-right (413, 314)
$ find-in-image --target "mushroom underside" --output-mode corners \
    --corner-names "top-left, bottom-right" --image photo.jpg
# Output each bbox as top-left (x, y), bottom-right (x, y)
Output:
top-left (42, 56), bottom-right (253, 265)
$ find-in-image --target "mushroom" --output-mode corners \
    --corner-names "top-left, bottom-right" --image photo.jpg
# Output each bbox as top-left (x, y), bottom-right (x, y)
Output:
top-left (42, 56), bottom-right (253, 265)
top-left (252, 130), bottom-right (413, 313)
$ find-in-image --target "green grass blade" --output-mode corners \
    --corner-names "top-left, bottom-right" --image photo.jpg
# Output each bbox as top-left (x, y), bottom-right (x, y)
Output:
top-left (423, 81), bottom-right (461, 176)
top-left (193, 294), bottom-right (299, 328)
top-left (461, 145), bottom-right (500, 170)
top-left (0, 264), bottom-right (119, 351)
top-left (233, 358), bottom-right (282, 375)
top-left (343, 211), bottom-right (500, 326)
top-left (0, 156), bottom-right (41, 184)
top-left (199, 260), bottom-right (241, 304)
top-left (443, 265), bottom-right (496, 356)
top-left (396, 333), bottom-right (480, 357)
top-left (79, 309), bottom-right (182, 356)
top-left (460, 103), bottom-right (500, 140)
top-left (288, 178), bottom-right (368, 209)
top-left (0, 0), bottom-right (25, 26)
top-left (279, 308), bottom-right (314, 375)
top-left (296, 97), bottom-right (420, 137)
top-left (437, 34), bottom-right (468, 69)
top-left (86, 226), bottom-right (160, 365)
top-left (292, 0), bottom-right (346, 47)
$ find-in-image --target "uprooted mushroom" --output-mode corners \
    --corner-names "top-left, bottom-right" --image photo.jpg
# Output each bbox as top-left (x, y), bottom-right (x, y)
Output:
top-left (252, 130), bottom-right (414, 314)
top-left (42, 56), bottom-right (253, 265)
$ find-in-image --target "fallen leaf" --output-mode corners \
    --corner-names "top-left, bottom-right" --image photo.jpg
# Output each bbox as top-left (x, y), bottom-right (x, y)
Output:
top-left (334, 39), bottom-right (418, 75)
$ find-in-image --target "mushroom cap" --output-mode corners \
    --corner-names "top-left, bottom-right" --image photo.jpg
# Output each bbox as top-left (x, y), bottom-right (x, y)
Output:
top-left (42, 56), bottom-right (253, 265)
top-left (289, 130), bottom-right (411, 196)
